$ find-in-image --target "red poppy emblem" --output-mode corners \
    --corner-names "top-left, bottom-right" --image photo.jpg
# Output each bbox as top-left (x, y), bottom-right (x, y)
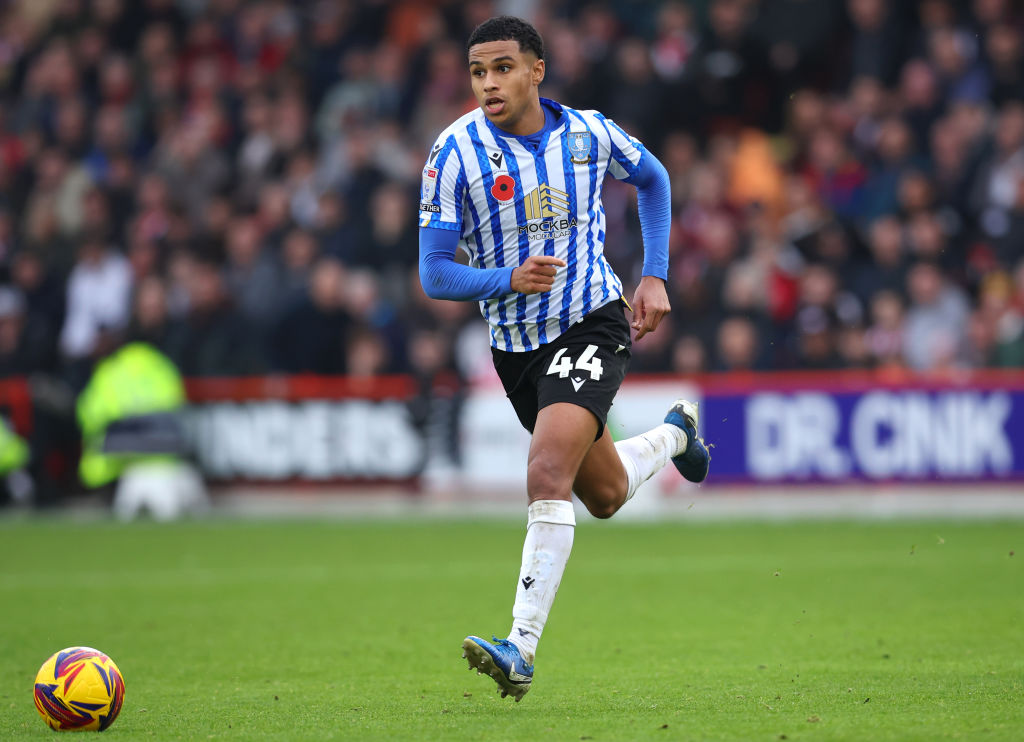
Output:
top-left (491, 174), bottom-right (516, 201)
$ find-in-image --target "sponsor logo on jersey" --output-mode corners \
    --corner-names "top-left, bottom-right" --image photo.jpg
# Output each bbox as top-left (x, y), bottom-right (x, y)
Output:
top-left (518, 217), bottom-right (578, 240)
top-left (518, 184), bottom-right (576, 240)
top-left (420, 202), bottom-right (440, 213)
top-left (524, 184), bottom-right (570, 220)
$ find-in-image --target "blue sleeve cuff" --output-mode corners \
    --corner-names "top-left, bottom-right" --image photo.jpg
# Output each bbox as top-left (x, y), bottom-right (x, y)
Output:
top-left (625, 152), bottom-right (671, 280)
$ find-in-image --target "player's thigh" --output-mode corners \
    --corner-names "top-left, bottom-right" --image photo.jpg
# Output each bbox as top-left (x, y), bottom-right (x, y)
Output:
top-left (573, 425), bottom-right (627, 505)
top-left (526, 403), bottom-right (601, 502)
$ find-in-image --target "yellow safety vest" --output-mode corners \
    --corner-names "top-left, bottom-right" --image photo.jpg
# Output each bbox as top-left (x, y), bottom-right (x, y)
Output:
top-left (0, 417), bottom-right (28, 475)
top-left (76, 343), bottom-right (186, 488)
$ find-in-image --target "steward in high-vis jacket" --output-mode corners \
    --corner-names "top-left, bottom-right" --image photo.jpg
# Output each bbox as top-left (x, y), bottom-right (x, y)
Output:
top-left (0, 416), bottom-right (28, 475)
top-left (76, 342), bottom-right (186, 488)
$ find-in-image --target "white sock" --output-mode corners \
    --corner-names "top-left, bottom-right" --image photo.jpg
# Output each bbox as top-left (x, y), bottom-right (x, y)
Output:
top-left (615, 423), bottom-right (688, 501)
top-left (507, 499), bottom-right (575, 664)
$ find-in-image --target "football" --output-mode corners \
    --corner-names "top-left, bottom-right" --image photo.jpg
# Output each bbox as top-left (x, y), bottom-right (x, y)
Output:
top-left (33, 647), bottom-right (125, 732)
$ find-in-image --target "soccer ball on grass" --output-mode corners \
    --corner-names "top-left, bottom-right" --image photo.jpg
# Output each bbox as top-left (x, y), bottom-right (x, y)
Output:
top-left (33, 647), bottom-right (125, 731)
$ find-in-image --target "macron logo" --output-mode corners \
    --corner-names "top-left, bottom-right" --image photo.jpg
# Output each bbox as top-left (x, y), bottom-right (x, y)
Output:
top-left (571, 377), bottom-right (586, 392)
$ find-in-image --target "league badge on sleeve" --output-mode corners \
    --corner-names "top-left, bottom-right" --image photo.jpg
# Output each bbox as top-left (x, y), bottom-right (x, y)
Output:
top-left (567, 131), bottom-right (591, 164)
top-left (422, 165), bottom-right (439, 202)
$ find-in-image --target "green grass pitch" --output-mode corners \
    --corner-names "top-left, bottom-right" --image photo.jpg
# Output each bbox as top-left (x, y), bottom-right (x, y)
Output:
top-left (1, 516), bottom-right (1022, 740)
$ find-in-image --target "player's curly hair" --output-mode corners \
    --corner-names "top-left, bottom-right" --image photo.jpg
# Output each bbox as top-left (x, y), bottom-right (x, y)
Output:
top-left (467, 16), bottom-right (544, 60)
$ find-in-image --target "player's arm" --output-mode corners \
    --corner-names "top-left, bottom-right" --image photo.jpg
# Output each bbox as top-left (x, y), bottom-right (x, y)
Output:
top-left (419, 228), bottom-right (566, 300)
top-left (419, 227), bottom-right (513, 300)
top-left (624, 151), bottom-right (672, 339)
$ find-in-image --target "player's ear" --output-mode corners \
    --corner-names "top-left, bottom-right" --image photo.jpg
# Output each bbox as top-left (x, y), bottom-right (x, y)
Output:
top-left (532, 58), bottom-right (545, 85)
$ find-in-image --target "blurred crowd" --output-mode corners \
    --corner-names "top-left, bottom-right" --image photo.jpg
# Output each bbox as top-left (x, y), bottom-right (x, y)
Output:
top-left (0, 0), bottom-right (1022, 395)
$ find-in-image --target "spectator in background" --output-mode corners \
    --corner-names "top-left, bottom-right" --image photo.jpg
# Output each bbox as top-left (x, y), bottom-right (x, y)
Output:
top-left (970, 101), bottom-right (1024, 238)
top-left (314, 190), bottom-right (357, 259)
top-left (605, 37), bottom-right (661, 143)
top-left (927, 25), bottom-right (990, 104)
top-left (997, 259), bottom-right (1024, 365)
top-left (983, 24), bottom-right (1024, 108)
top-left (687, 0), bottom-right (775, 134)
top-left (898, 58), bottom-right (944, 151)
top-left (9, 249), bottom-right (64, 355)
top-left (127, 275), bottom-right (173, 351)
top-left (650, 2), bottom-right (697, 85)
top-left (793, 305), bottom-right (843, 369)
top-left (59, 234), bottom-right (133, 385)
top-left (851, 215), bottom-right (908, 302)
top-left (352, 181), bottom-right (418, 277)
top-left (862, 116), bottom-right (922, 223)
top-left (346, 327), bottom-right (391, 379)
top-left (716, 315), bottom-right (762, 371)
top-left (271, 256), bottom-right (350, 374)
top-left (544, 21), bottom-right (603, 110)
top-left (256, 181), bottom-right (296, 253)
top-left (341, 269), bottom-right (406, 372)
top-left (24, 148), bottom-right (91, 270)
top-left (154, 120), bottom-right (231, 227)
top-left (280, 227), bottom-right (319, 301)
top-left (671, 335), bottom-right (709, 375)
top-left (222, 214), bottom-right (281, 332)
top-left (0, 0), bottom-right (1018, 388)
top-left (802, 125), bottom-right (867, 220)
top-left (865, 289), bottom-right (906, 367)
top-left (903, 260), bottom-right (970, 369)
top-left (164, 256), bottom-right (261, 376)
top-left (846, 0), bottom-right (904, 85)
top-left (0, 286), bottom-right (51, 376)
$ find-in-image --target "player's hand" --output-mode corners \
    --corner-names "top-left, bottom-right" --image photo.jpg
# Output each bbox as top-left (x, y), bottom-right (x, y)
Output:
top-left (630, 276), bottom-right (671, 340)
top-left (511, 255), bottom-right (567, 294)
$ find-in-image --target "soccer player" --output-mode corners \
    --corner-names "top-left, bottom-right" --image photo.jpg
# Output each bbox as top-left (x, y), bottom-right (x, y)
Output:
top-left (418, 16), bottom-right (710, 701)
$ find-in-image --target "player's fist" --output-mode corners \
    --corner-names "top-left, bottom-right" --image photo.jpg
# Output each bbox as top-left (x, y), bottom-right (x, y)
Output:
top-left (511, 255), bottom-right (567, 294)
top-left (631, 275), bottom-right (671, 340)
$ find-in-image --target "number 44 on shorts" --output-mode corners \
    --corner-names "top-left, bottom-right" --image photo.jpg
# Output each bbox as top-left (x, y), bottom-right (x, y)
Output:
top-left (546, 344), bottom-right (603, 382)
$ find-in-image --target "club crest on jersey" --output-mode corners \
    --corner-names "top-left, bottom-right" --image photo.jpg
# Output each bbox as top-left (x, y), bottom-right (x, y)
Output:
top-left (567, 131), bottom-right (591, 164)
top-left (421, 166), bottom-right (439, 201)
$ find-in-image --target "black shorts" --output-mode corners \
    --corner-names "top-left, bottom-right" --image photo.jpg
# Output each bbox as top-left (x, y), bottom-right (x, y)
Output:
top-left (491, 299), bottom-right (632, 439)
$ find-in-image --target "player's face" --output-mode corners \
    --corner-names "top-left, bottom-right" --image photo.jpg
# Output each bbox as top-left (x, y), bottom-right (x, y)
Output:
top-left (468, 40), bottom-right (545, 136)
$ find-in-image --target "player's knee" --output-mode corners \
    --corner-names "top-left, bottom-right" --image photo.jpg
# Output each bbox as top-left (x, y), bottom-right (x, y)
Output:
top-left (584, 498), bottom-right (619, 519)
top-left (526, 457), bottom-right (573, 500)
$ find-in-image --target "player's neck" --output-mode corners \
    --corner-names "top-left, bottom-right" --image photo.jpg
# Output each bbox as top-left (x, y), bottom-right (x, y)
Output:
top-left (497, 99), bottom-right (546, 137)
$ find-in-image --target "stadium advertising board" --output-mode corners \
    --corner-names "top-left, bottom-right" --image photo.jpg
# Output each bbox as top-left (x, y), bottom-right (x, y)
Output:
top-left (698, 371), bottom-right (1024, 484)
top-left (460, 371), bottom-right (1024, 494)
top-left (184, 377), bottom-right (426, 482)
top-left (9, 372), bottom-right (1018, 489)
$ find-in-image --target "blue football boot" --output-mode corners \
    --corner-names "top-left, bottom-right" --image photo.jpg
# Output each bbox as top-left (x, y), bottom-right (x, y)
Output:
top-left (462, 636), bottom-right (533, 701)
top-left (665, 399), bottom-right (710, 483)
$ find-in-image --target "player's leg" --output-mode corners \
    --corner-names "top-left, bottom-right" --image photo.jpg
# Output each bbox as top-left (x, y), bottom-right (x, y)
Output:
top-left (463, 402), bottom-right (595, 700)
top-left (511, 402), bottom-right (595, 654)
top-left (571, 426), bottom-right (629, 518)
top-left (525, 402), bottom-right (600, 504)
top-left (574, 400), bottom-right (711, 518)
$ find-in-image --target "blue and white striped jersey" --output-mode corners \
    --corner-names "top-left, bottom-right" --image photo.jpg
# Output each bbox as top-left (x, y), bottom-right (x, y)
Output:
top-left (419, 98), bottom-right (646, 352)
